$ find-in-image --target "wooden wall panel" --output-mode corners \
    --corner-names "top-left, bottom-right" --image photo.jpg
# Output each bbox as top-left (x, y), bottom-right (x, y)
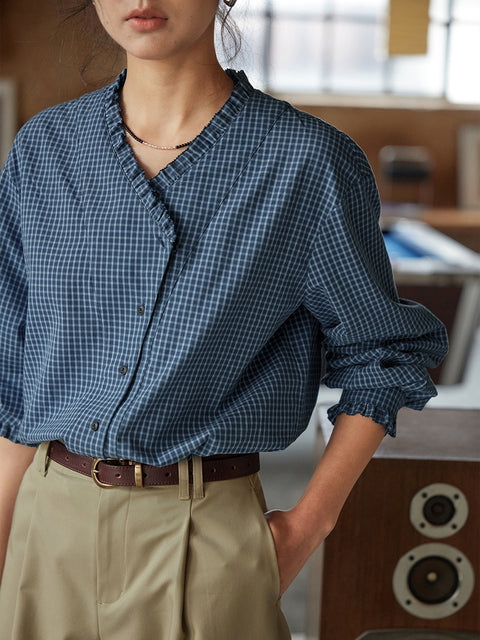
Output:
top-left (296, 104), bottom-right (480, 208)
top-left (0, 0), bottom-right (123, 126)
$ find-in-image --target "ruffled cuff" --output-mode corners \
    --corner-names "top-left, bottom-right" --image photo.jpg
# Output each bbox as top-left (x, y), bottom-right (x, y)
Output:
top-left (326, 388), bottom-right (407, 437)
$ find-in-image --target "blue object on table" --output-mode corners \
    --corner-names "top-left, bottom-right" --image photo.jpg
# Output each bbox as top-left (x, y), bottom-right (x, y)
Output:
top-left (382, 228), bottom-right (436, 261)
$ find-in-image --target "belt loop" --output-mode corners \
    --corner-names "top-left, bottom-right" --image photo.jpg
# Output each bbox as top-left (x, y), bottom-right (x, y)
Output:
top-left (192, 455), bottom-right (204, 500)
top-left (36, 441), bottom-right (51, 477)
top-left (178, 458), bottom-right (190, 500)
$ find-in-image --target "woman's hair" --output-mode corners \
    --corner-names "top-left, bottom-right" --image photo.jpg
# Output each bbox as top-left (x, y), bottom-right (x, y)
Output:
top-left (216, 3), bottom-right (242, 62)
top-left (59, 1), bottom-right (241, 86)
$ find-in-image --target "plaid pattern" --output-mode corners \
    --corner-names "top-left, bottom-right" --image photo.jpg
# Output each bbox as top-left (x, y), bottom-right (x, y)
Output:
top-left (0, 69), bottom-right (448, 465)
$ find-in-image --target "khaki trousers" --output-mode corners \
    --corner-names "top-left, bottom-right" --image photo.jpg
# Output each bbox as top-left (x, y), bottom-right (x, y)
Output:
top-left (0, 442), bottom-right (291, 640)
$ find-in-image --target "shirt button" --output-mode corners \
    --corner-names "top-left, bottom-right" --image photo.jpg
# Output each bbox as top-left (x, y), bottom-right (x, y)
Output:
top-left (119, 365), bottom-right (128, 375)
top-left (90, 421), bottom-right (99, 431)
top-left (137, 305), bottom-right (145, 315)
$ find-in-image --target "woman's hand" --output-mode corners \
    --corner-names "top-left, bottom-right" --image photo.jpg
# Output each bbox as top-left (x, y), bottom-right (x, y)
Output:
top-left (263, 413), bottom-right (386, 597)
top-left (264, 507), bottom-right (332, 597)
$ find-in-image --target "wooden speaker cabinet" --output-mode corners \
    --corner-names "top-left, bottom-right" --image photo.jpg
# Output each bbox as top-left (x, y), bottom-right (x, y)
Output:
top-left (317, 408), bottom-right (480, 640)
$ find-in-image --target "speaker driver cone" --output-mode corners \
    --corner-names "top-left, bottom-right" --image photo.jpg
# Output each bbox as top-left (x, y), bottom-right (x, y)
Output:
top-left (392, 543), bottom-right (475, 619)
top-left (423, 495), bottom-right (456, 527)
top-left (408, 556), bottom-right (459, 604)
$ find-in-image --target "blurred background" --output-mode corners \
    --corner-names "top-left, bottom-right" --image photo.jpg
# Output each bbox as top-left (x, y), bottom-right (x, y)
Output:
top-left (1, 1), bottom-right (480, 638)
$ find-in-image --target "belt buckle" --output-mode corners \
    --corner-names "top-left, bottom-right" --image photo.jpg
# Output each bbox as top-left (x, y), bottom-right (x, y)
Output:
top-left (91, 458), bottom-right (115, 488)
top-left (91, 458), bottom-right (144, 488)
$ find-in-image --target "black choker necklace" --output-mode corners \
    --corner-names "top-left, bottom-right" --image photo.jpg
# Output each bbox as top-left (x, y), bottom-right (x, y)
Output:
top-left (122, 119), bottom-right (194, 150)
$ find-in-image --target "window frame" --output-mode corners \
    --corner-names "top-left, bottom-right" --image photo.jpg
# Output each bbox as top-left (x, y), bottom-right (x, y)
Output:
top-left (233, 0), bottom-right (480, 109)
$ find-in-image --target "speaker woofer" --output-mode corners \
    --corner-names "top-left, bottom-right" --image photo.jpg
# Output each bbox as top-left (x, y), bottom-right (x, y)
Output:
top-left (407, 556), bottom-right (459, 604)
top-left (392, 543), bottom-right (475, 619)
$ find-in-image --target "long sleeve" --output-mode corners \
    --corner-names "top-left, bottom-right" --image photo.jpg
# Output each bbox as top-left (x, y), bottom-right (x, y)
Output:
top-left (304, 169), bottom-right (448, 436)
top-left (0, 145), bottom-right (28, 443)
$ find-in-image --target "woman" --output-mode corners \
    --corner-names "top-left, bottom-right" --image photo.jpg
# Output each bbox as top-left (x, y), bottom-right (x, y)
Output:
top-left (0, 1), bottom-right (448, 638)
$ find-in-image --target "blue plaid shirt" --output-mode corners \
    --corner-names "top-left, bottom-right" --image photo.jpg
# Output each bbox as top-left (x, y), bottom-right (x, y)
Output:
top-left (0, 69), bottom-right (448, 466)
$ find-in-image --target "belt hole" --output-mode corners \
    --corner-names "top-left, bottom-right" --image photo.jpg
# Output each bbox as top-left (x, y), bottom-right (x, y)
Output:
top-left (65, 455), bottom-right (70, 461)
top-left (165, 472), bottom-right (171, 477)
top-left (231, 465), bottom-right (237, 471)
top-left (115, 473), bottom-right (122, 478)
top-left (81, 462), bottom-right (86, 468)
top-left (212, 467), bottom-right (217, 473)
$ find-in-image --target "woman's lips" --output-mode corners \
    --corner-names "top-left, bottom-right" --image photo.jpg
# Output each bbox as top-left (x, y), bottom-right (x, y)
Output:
top-left (126, 8), bottom-right (167, 32)
top-left (127, 16), bottom-right (167, 32)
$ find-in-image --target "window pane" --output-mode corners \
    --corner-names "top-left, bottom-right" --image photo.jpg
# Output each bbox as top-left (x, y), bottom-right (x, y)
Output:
top-left (269, 18), bottom-right (324, 91)
top-left (271, 0), bottom-right (328, 15)
top-left (330, 20), bottom-right (385, 92)
top-left (453, 0), bottom-right (480, 21)
top-left (244, 0), bottom-right (267, 12)
top-left (429, 0), bottom-right (450, 21)
top-left (389, 24), bottom-right (446, 96)
top-left (447, 23), bottom-right (480, 103)
top-left (231, 0), bottom-right (480, 101)
top-left (245, 0), bottom-right (267, 12)
top-left (331, 0), bottom-right (388, 19)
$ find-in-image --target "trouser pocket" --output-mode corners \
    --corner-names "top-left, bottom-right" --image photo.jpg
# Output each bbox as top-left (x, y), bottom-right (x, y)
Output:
top-left (183, 473), bottom-right (291, 639)
top-left (248, 472), bottom-right (281, 602)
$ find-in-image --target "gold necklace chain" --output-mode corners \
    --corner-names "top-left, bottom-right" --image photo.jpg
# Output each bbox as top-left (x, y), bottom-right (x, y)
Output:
top-left (122, 120), bottom-right (194, 150)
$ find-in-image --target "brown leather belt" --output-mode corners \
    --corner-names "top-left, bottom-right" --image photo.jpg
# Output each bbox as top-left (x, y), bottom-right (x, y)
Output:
top-left (47, 440), bottom-right (260, 488)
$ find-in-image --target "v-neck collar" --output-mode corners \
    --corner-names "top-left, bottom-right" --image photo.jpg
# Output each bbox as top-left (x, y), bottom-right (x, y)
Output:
top-left (104, 68), bottom-right (255, 196)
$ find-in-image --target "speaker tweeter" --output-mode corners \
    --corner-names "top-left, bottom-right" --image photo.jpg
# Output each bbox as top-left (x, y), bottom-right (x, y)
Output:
top-left (410, 483), bottom-right (468, 539)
